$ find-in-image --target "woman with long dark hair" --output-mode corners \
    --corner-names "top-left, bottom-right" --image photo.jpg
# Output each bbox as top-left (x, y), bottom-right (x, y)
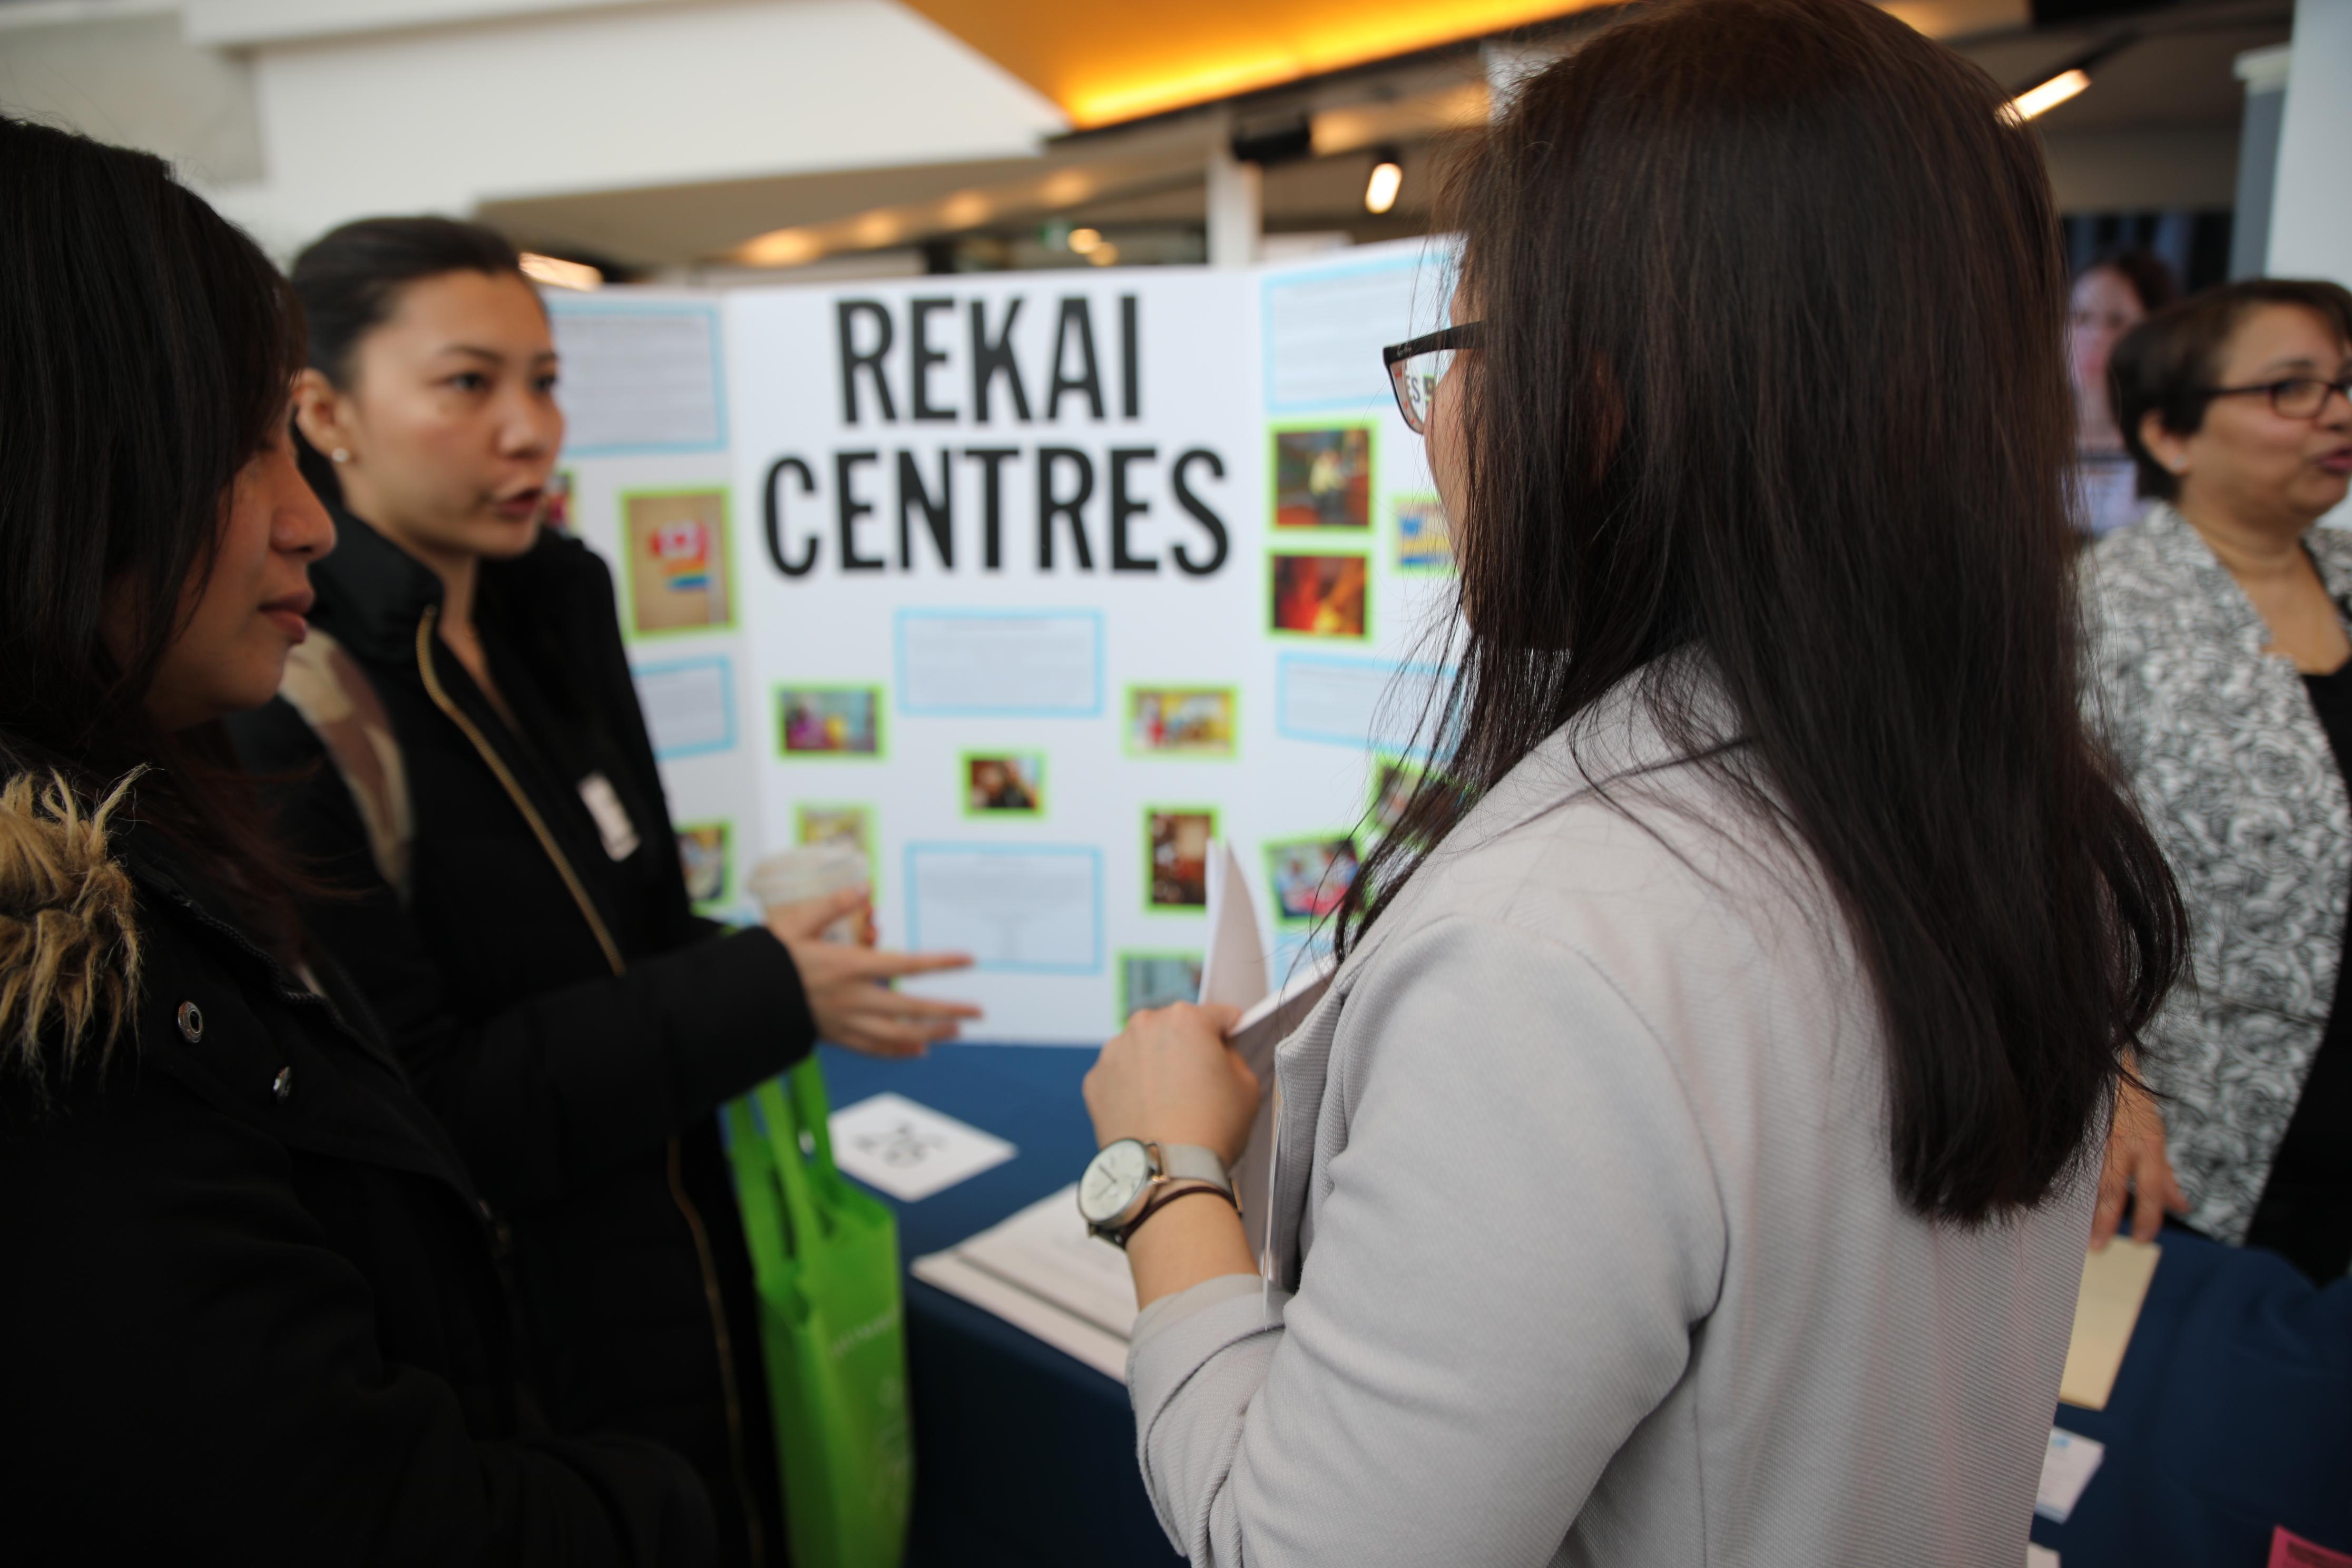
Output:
top-left (1076, 0), bottom-right (2184, 1560)
top-left (0, 114), bottom-right (712, 1562)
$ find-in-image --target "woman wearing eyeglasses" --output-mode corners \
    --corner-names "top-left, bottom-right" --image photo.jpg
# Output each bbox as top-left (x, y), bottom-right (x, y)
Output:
top-left (1074, 1), bottom-right (2187, 1562)
top-left (2086, 279), bottom-right (2352, 1282)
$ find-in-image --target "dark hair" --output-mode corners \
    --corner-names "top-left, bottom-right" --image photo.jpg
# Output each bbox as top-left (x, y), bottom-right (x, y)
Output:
top-left (0, 113), bottom-right (311, 948)
top-left (2081, 249), bottom-right (2178, 317)
top-left (1344, 0), bottom-right (2185, 1224)
top-left (288, 215), bottom-right (527, 502)
top-left (2111, 278), bottom-right (2352, 502)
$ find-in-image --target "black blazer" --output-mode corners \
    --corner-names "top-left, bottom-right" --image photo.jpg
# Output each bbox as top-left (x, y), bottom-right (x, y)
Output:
top-left (0, 778), bottom-right (712, 1564)
top-left (227, 509), bottom-right (812, 1567)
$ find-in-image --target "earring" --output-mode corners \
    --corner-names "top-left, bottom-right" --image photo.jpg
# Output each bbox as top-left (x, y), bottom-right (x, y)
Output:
top-left (331, 448), bottom-right (350, 465)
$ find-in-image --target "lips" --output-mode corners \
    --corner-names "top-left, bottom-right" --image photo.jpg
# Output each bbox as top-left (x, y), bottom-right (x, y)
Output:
top-left (493, 487), bottom-right (544, 522)
top-left (261, 589), bottom-right (313, 644)
top-left (2319, 447), bottom-right (2352, 476)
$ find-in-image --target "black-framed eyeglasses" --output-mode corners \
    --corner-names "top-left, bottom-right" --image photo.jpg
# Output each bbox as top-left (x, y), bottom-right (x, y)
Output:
top-left (2196, 375), bottom-right (2352, 420)
top-left (1383, 321), bottom-right (1485, 434)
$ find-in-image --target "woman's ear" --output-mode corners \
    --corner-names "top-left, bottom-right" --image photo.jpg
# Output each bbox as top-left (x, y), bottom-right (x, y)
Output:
top-left (291, 367), bottom-right (354, 462)
top-left (2138, 408), bottom-right (2191, 481)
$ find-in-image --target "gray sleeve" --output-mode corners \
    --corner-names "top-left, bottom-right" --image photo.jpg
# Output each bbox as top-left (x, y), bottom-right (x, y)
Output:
top-left (1125, 916), bottom-right (1728, 1566)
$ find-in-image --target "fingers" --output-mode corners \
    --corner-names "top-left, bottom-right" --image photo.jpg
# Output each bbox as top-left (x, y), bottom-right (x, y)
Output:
top-left (847, 947), bottom-right (976, 978)
top-left (2090, 1172), bottom-right (2126, 1249)
top-left (842, 1017), bottom-right (962, 1057)
top-left (2129, 1183), bottom-right (2165, 1243)
top-left (768, 887), bottom-right (871, 940)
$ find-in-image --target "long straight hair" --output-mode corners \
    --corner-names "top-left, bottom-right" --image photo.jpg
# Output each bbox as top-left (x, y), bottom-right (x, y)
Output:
top-left (0, 114), bottom-right (310, 952)
top-left (1342, 0), bottom-right (2186, 1223)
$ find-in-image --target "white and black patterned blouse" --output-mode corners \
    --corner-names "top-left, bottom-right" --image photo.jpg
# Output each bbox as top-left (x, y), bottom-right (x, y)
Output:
top-left (2085, 501), bottom-right (2352, 1253)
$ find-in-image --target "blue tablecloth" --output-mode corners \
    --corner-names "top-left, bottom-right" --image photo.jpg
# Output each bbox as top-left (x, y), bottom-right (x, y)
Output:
top-left (816, 1043), bottom-right (1184, 1568)
top-left (2036, 1226), bottom-right (2352, 1566)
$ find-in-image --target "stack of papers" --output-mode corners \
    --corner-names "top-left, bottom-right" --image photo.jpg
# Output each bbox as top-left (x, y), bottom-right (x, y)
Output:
top-left (913, 842), bottom-right (1332, 1376)
top-left (913, 1185), bottom-right (1139, 1380)
top-left (2059, 1239), bottom-right (2160, 1410)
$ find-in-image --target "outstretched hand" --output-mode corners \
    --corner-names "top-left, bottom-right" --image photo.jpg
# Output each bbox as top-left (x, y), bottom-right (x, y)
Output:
top-left (766, 889), bottom-right (979, 1059)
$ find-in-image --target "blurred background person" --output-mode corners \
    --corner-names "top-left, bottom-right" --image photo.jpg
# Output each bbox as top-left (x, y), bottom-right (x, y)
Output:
top-left (2071, 250), bottom-right (2179, 538)
top-left (0, 113), bottom-right (714, 1564)
top-left (228, 216), bottom-right (978, 1566)
top-left (2087, 279), bottom-right (2352, 1282)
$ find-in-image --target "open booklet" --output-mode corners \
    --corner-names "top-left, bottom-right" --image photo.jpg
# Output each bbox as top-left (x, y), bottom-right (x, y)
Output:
top-left (910, 841), bottom-right (1335, 1378)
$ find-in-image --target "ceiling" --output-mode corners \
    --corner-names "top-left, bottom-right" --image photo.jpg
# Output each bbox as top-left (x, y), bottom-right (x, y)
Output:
top-left (896, 0), bottom-right (1609, 126)
top-left (476, 0), bottom-right (2292, 277)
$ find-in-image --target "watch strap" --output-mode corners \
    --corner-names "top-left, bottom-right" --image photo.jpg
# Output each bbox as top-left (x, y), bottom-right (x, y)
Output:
top-left (1155, 1142), bottom-right (1232, 1191)
top-left (1111, 1181), bottom-right (1238, 1250)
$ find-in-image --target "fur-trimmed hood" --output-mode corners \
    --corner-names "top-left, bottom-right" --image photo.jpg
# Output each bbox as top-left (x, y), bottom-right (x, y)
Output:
top-left (0, 771), bottom-right (141, 1082)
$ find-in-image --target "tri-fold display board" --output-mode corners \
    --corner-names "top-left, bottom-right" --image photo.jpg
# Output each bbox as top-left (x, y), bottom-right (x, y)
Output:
top-left (548, 239), bottom-right (1459, 1043)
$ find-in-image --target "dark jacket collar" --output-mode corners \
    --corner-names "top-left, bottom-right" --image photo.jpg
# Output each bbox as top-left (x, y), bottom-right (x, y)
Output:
top-left (309, 502), bottom-right (447, 665)
top-left (309, 499), bottom-right (610, 668)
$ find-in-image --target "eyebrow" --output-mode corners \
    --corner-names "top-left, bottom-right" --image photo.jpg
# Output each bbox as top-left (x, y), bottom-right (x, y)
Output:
top-left (434, 344), bottom-right (560, 365)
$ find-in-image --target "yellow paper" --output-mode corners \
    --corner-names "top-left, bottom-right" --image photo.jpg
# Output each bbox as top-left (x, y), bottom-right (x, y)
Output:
top-left (2059, 1239), bottom-right (2160, 1410)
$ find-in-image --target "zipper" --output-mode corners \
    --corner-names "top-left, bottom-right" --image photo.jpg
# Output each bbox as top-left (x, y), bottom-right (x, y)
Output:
top-left (415, 607), bottom-right (767, 1567)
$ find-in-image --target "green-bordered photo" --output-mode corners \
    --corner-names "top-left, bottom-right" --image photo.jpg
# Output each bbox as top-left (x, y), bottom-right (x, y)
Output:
top-left (1124, 685), bottom-right (1238, 759)
top-left (962, 751), bottom-right (1045, 817)
top-left (619, 486), bottom-right (735, 638)
top-left (1269, 552), bottom-right (1371, 641)
top-left (794, 802), bottom-right (879, 896)
top-left (1393, 491), bottom-right (1454, 574)
top-left (1144, 806), bottom-right (1218, 912)
top-left (777, 684), bottom-right (886, 758)
top-left (677, 820), bottom-right (731, 912)
top-left (1119, 952), bottom-right (1204, 1023)
top-left (1266, 833), bottom-right (1361, 926)
top-left (1271, 423), bottom-right (1376, 531)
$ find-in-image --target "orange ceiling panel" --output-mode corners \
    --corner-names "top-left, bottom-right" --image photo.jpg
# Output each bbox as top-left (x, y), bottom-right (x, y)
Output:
top-left (901, 0), bottom-right (1596, 128)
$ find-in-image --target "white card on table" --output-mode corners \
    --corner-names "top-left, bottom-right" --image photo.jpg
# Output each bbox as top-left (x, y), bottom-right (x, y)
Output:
top-left (828, 1092), bottom-right (1016, 1201)
top-left (2033, 1427), bottom-right (2104, 1523)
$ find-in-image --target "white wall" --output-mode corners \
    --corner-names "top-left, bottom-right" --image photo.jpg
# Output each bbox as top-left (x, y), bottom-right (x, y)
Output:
top-left (211, 0), bottom-right (1064, 258)
top-left (2268, 0), bottom-right (2351, 285)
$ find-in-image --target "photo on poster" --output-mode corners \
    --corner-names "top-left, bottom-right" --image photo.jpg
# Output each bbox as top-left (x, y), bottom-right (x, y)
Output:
top-left (1367, 756), bottom-right (1468, 843)
top-left (677, 822), bottom-right (731, 910)
top-left (778, 686), bottom-right (885, 757)
top-left (1271, 424), bottom-right (1375, 530)
top-left (796, 803), bottom-right (878, 894)
top-left (621, 488), bottom-right (733, 636)
top-left (1145, 808), bottom-right (1218, 912)
top-left (1126, 687), bottom-right (1238, 759)
top-left (1266, 835), bottom-right (1362, 925)
top-left (544, 468), bottom-right (576, 534)
top-left (963, 752), bottom-right (1044, 816)
top-left (1270, 553), bottom-right (1370, 640)
top-left (1393, 492), bottom-right (1453, 574)
top-left (1120, 952), bottom-right (1204, 1022)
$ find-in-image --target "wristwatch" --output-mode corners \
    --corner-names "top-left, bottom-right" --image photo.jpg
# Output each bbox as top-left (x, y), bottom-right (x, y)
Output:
top-left (1076, 1139), bottom-right (1237, 1249)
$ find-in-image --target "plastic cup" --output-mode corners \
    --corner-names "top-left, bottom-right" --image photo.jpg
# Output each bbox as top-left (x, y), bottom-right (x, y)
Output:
top-left (749, 844), bottom-right (870, 944)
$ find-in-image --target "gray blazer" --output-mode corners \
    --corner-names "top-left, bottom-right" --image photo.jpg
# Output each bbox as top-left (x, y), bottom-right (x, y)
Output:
top-left (1128, 663), bottom-right (2093, 1567)
top-left (2085, 502), bottom-right (2352, 1245)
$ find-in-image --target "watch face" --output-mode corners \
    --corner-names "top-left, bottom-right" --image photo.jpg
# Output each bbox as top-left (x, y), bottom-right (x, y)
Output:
top-left (1078, 1139), bottom-right (1154, 1226)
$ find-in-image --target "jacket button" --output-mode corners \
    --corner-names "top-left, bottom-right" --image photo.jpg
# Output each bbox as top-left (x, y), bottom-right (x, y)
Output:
top-left (174, 1002), bottom-right (204, 1044)
top-left (271, 1066), bottom-right (295, 1104)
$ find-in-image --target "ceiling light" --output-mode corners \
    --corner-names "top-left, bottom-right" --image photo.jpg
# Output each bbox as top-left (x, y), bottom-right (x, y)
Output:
top-left (736, 228), bottom-right (821, 268)
top-left (518, 252), bottom-right (602, 291)
top-left (1087, 243), bottom-right (1120, 267)
top-left (1364, 149), bottom-right (1404, 215)
top-left (1068, 227), bottom-right (1103, 254)
top-left (2010, 66), bottom-right (2091, 120)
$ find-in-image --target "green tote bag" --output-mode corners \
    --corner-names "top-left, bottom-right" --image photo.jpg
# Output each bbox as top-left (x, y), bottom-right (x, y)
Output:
top-left (723, 1059), bottom-right (914, 1568)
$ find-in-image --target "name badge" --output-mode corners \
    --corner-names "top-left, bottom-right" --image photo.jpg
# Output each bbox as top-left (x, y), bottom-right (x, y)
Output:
top-left (577, 772), bottom-right (641, 861)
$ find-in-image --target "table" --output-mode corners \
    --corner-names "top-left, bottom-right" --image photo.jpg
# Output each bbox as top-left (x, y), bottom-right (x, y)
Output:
top-left (815, 1043), bottom-right (1186, 1568)
top-left (2034, 1226), bottom-right (2352, 1566)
